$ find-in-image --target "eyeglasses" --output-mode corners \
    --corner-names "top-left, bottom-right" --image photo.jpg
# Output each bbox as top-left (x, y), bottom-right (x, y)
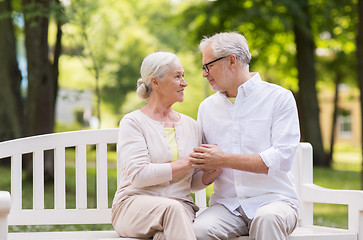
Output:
top-left (202, 56), bottom-right (228, 73)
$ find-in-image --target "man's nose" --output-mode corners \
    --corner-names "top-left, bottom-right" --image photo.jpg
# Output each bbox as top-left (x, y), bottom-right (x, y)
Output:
top-left (202, 70), bottom-right (208, 78)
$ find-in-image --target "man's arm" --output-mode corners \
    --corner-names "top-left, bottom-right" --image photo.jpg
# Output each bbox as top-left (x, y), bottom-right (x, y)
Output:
top-left (190, 144), bottom-right (268, 174)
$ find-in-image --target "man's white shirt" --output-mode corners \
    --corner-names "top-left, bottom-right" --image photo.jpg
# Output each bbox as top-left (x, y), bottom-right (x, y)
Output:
top-left (197, 72), bottom-right (301, 219)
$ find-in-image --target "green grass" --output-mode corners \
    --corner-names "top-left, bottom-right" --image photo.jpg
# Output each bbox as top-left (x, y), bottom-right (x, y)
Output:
top-left (0, 147), bottom-right (362, 232)
top-left (312, 167), bottom-right (361, 229)
top-left (311, 146), bottom-right (362, 229)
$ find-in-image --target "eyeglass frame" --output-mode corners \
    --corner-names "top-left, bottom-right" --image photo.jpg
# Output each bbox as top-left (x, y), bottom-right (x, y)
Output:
top-left (202, 56), bottom-right (228, 73)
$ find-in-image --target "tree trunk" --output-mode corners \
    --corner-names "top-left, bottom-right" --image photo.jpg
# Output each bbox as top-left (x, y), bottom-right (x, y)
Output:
top-left (22, 0), bottom-right (62, 179)
top-left (0, 0), bottom-right (24, 142)
top-left (357, 0), bottom-right (363, 190)
top-left (328, 73), bottom-right (341, 165)
top-left (293, 0), bottom-right (327, 166)
top-left (23, 0), bottom-right (54, 136)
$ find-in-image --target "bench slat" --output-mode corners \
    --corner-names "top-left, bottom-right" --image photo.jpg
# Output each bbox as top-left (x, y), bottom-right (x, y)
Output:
top-left (33, 150), bottom-right (44, 210)
top-left (10, 154), bottom-right (22, 210)
top-left (8, 209), bottom-right (112, 225)
top-left (96, 143), bottom-right (108, 209)
top-left (76, 144), bottom-right (87, 209)
top-left (8, 230), bottom-right (124, 240)
top-left (54, 147), bottom-right (66, 209)
top-left (0, 129), bottom-right (119, 158)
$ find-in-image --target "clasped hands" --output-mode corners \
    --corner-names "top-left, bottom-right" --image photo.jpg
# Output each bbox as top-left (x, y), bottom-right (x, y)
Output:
top-left (189, 144), bottom-right (223, 177)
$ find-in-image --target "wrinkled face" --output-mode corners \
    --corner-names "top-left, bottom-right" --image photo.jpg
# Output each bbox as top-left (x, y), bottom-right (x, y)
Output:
top-left (202, 44), bottom-right (232, 93)
top-left (158, 60), bottom-right (187, 104)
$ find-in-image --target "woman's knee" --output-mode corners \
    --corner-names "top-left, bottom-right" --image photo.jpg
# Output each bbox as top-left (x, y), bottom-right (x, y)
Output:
top-left (163, 199), bottom-right (185, 214)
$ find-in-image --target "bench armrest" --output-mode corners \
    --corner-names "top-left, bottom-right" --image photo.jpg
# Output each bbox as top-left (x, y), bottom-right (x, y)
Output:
top-left (302, 183), bottom-right (363, 205)
top-left (301, 183), bottom-right (363, 236)
top-left (0, 191), bottom-right (11, 240)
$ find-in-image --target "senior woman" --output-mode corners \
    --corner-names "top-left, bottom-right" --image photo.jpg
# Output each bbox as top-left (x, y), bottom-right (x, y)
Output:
top-left (111, 52), bottom-right (204, 240)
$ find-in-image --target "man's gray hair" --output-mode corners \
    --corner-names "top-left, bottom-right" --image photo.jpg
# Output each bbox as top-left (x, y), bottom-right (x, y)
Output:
top-left (199, 32), bottom-right (251, 68)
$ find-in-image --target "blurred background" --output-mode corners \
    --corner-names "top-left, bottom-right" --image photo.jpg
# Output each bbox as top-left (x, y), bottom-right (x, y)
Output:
top-left (1, 0), bottom-right (363, 230)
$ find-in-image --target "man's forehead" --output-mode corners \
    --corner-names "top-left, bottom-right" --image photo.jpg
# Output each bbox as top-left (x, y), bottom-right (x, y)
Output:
top-left (202, 45), bottom-right (215, 62)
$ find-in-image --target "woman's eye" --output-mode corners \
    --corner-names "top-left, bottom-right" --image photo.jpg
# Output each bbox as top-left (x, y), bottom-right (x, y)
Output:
top-left (175, 73), bottom-right (184, 79)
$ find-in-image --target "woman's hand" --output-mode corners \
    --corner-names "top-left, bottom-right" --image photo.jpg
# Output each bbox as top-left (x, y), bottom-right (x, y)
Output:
top-left (189, 144), bottom-right (224, 185)
top-left (201, 168), bottom-right (222, 185)
top-left (170, 156), bottom-right (193, 179)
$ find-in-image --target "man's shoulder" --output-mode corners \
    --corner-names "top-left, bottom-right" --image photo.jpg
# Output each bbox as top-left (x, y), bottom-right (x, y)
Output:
top-left (200, 92), bottom-right (221, 105)
top-left (259, 80), bottom-right (291, 96)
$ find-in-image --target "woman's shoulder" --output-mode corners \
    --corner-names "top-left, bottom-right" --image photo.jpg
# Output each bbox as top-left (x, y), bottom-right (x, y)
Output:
top-left (123, 109), bottom-right (142, 118)
top-left (179, 113), bottom-right (198, 126)
top-left (119, 110), bottom-right (145, 125)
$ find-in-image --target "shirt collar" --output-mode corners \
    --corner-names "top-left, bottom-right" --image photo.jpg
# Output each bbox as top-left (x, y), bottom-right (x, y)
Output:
top-left (218, 72), bottom-right (261, 99)
top-left (237, 72), bottom-right (261, 97)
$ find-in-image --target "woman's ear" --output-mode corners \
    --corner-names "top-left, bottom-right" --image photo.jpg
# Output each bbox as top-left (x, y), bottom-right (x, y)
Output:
top-left (151, 76), bottom-right (159, 89)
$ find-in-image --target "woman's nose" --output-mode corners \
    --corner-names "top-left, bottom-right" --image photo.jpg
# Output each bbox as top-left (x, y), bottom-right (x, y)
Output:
top-left (181, 78), bottom-right (188, 87)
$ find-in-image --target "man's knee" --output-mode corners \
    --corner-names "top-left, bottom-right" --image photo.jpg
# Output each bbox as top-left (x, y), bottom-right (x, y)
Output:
top-left (193, 218), bottom-right (218, 239)
top-left (250, 209), bottom-right (290, 239)
top-left (253, 211), bottom-right (283, 228)
top-left (251, 202), bottom-right (297, 234)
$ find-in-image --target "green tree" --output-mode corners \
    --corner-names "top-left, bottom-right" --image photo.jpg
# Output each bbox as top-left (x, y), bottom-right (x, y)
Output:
top-left (357, 0), bottom-right (363, 189)
top-left (0, 0), bottom-right (64, 177)
top-left (63, 0), bottom-right (191, 123)
top-left (181, 0), bottom-right (327, 164)
top-left (311, 0), bottom-right (357, 165)
top-left (291, 0), bottom-right (327, 165)
top-left (0, 0), bottom-right (24, 142)
top-left (23, 0), bottom-right (63, 138)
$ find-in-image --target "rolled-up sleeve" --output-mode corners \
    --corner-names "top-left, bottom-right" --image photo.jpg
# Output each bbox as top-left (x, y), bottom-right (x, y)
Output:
top-left (259, 91), bottom-right (300, 176)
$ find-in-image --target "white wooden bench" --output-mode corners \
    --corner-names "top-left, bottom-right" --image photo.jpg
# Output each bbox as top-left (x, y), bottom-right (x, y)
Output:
top-left (0, 129), bottom-right (362, 240)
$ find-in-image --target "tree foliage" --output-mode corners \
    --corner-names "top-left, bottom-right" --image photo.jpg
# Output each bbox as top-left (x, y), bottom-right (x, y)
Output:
top-left (0, 0), bottom-right (361, 170)
top-left (62, 0), bottom-right (190, 122)
top-left (179, 0), bottom-right (328, 163)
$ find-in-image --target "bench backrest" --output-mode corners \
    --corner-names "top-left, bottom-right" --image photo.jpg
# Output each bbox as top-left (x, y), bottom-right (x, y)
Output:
top-left (0, 129), bottom-right (120, 226)
top-left (0, 129), bottom-right (311, 227)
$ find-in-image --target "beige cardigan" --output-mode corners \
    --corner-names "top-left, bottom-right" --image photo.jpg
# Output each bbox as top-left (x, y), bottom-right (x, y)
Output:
top-left (112, 110), bottom-right (205, 210)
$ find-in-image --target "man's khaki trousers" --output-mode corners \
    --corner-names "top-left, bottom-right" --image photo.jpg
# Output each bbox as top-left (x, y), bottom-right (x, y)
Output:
top-left (193, 201), bottom-right (298, 240)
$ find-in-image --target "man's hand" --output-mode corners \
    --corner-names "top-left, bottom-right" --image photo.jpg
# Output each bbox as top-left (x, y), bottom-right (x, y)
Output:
top-left (189, 144), bottom-right (225, 169)
top-left (191, 144), bottom-right (269, 175)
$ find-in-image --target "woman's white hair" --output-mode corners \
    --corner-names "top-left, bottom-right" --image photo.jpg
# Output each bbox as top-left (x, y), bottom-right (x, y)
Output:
top-left (199, 32), bottom-right (251, 68)
top-left (136, 52), bottom-right (179, 99)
